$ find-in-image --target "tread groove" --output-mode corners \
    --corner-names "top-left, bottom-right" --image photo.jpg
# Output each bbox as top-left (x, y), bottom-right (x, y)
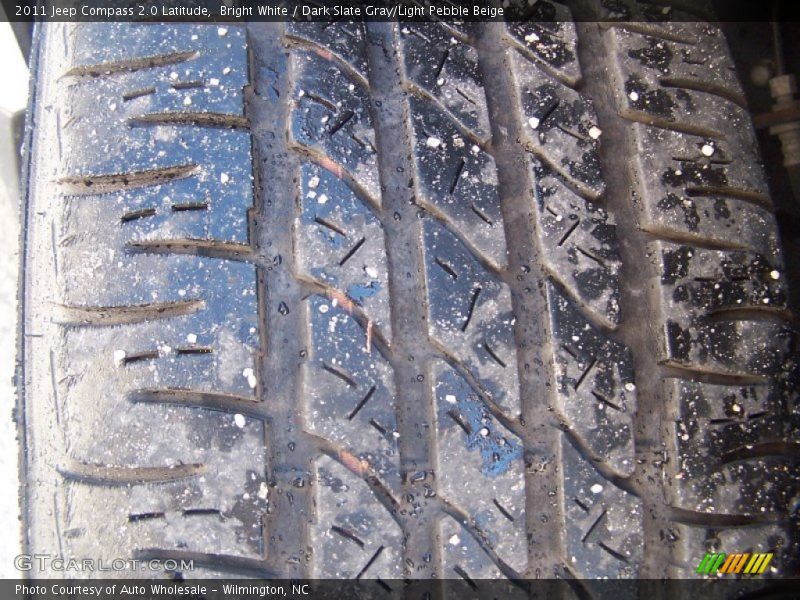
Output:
top-left (58, 461), bottom-right (205, 486)
top-left (53, 299), bottom-right (205, 326)
top-left (60, 164), bottom-right (198, 195)
top-left (129, 388), bottom-right (262, 418)
top-left (129, 112), bottom-right (248, 129)
top-left (63, 50), bottom-right (199, 77)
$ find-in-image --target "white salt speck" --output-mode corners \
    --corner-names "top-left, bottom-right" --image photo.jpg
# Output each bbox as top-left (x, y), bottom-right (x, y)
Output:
top-left (524, 32), bottom-right (540, 43)
top-left (178, 289), bottom-right (186, 296)
top-left (445, 394), bottom-right (457, 404)
top-left (218, 27), bottom-right (228, 37)
top-left (187, 333), bottom-right (197, 344)
top-left (449, 534), bottom-right (461, 545)
top-left (571, 335), bottom-right (580, 342)
top-left (169, 71), bottom-right (178, 80)
top-left (436, 78), bottom-right (445, 86)
top-left (625, 382), bottom-right (636, 392)
top-left (183, 96), bottom-right (192, 106)
top-left (319, 304), bottom-right (329, 313)
top-left (243, 367), bottom-right (258, 389)
top-left (257, 482), bottom-right (269, 500)
top-left (308, 176), bottom-right (320, 189)
top-left (629, 91), bottom-right (639, 101)
top-left (223, 67), bottom-right (232, 75)
top-left (701, 143), bottom-right (715, 157)
top-left (220, 172), bottom-right (230, 184)
top-left (365, 266), bottom-right (379, 279)
top-left (209, 78), bottom-right (220, 86)
top-left (770, 270), bottom-right (780, 280)
top-left (471, 145), bottom-right (480, 154)
top-left (675, 169), bottom-right (682, 176)
top-left (589, 126), bottom-right (602, 140)
top-left (479, 427), bottom-right (489, 437)
top-left (318, 194), bottom-right (328, 204)
top-left (590, 483), bottom-right (603, 494)
top-left (426, 136), bottom-right (442, 148)
top-left (234, 414), bottom-right (246, 428)
top-left (191, 34), bottom-right (198, 40)
top-left (528, 116), bottom-right (540, 129)
top-left (762, 297), bottom-right (770, 304)
top-left (113, 350), bottom-right (126, 364)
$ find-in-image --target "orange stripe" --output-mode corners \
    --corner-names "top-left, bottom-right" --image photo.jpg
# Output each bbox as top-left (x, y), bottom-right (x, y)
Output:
top-left (732, 553), bottom-right (750, 574)
top-left (720, 554), bottom-right (738, 574)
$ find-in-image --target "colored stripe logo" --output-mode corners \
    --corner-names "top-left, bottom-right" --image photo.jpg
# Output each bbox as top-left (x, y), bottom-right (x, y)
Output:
top-left (696, 552), bottom-right (773, 575)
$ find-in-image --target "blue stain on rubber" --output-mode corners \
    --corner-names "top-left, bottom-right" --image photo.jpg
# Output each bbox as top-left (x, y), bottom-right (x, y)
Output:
top-left (459, 396), bottom-right (522, 477)
top-left (346, 281), bottom-right (380, 306)
top-left (437, 369), bottom-right (521, 477)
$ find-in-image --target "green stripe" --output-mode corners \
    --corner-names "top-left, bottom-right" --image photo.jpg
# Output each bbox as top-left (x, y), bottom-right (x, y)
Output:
top-left (696, 553), bottom-right (713, 574)
top-left (711, 553), bottom-right (727, 573)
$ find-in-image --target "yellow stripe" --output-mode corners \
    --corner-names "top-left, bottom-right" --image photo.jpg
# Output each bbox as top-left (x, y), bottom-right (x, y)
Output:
top-left (757, 553), bottom-right (773, 574)
top-left (745, 553), bottom-right (765, 574)
top-left (743, 554), bottom-right (759, 574)
top-left (720, 554), bottom-right (737, 574)
top-left (733, 553), bottom-right (750, 574)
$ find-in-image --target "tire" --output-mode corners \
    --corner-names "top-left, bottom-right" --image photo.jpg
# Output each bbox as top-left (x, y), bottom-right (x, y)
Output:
top-left (17, 1), bottom-right (798, 586)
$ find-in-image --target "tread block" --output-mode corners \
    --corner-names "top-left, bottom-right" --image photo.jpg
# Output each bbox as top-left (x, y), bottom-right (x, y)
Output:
top-left (40, 22), bottom-right (265, 569)
top-left (67, 22), bottom-right (248, 117)
top-left (609, 25), bottom-right (747, 132)
top-left (304, 295), bottom-right (401, 495)
top-left (665, 377), bottom-right (799, 515)
top-left (56, 258), bottom-right (264, 560)
top-left (400, 24), bottom-right (489, 139)
top-left (632, 125), bottom-right (778, 255)
top-left (547, 284), bottom-right (636, 477)
top-left (605, 25), bottom-right (780, 251)
top-left (503, 1), bottom-right (582, 86)
top-left (654, 242), bottom-right (788, 312)
top-left (285, 21), bottom-right (368, 79)
top-left (289, 50), bottom-right (379, 201)
top-left (439, 517), bottom-right (527, 594)
top-left (535, 165), bottom-right (621, 327)
top-left (61, 24), bottom-right (251, 245)
top-left (311, 456), bottom-right (403, 579)
top-left (512, 54), bottom-right (604, 198)
top-left (409, 98), bottom-right (507, 269)
top-left (422, 219), bottom-right (519, 415)
top-left (508, 22), bottom-right (581, 86)
top-left (296, 164), bottom-right (391, 340)
top-left (64, 474), bottom-right (269, 564)
top-left (652, 241), bottom-right (792, 376)
top-left (432, 361), bottom-right (527, 573)
top-left (562, 438), bottom-right (642, 578)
